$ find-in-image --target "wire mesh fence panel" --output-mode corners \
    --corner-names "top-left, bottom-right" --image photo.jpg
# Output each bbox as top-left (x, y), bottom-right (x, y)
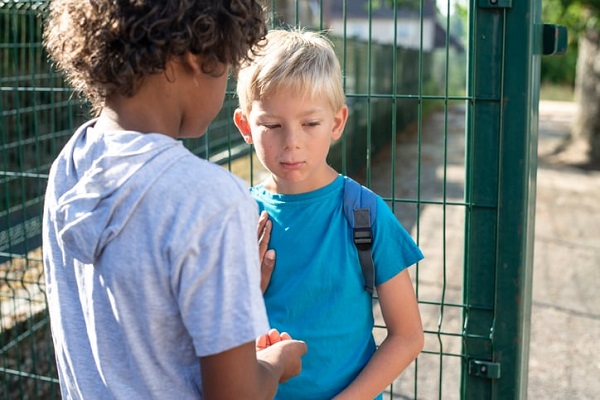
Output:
top-left (0, 1), bottom-right (82, 398)
top-left (237, 2), bottom-right (471, 398)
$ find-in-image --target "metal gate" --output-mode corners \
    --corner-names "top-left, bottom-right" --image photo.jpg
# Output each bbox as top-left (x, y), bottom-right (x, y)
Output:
top-left (1, 0), bottom-right (561, 398)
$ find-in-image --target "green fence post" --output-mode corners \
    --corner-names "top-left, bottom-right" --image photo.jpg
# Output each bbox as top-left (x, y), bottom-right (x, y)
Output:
top-left (463, 0), bottom-right (541, 398)
top-left (463, 2), bottom-right (503, 397)
top-left (492, 0), bottom-right (543, 397)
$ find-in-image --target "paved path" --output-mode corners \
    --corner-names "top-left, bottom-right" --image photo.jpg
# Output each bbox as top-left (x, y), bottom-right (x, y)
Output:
top-left (364, 100), bottom-right (600, 399)
top-left (528, 101), bottom-right (600, 399)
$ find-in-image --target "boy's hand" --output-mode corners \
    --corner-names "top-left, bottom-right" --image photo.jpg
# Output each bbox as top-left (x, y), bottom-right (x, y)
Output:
top-left (256, 328), bottom-right (292, 350)
top-left (256, 329), bottom-right (306, 383)
top-left (257, 211), bottom-right (276, 292)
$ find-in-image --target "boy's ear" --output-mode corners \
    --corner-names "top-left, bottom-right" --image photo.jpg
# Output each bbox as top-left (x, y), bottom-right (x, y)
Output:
top-left (233, 109), bottom-right (253, 144)
top-left (331, 104), bottom-right (349, 141)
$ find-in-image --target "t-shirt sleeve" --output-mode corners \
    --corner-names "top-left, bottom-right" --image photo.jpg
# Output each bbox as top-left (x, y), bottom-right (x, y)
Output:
top-left (372, 197), bottom-right (424, 286)
top-left (169, 193), bottom-right (269, 358)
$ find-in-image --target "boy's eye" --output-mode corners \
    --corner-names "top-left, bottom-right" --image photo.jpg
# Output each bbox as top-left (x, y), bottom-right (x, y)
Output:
top-left (262, 124), bottom-right (280, 130)
top-left (304, 121), bottom-right (320, 127)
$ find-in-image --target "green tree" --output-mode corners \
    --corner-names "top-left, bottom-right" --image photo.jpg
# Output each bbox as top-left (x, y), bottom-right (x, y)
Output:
top-left (541, 0), bottom-right (579, 85)
top-left (549, 0), bottom-right (600, 167)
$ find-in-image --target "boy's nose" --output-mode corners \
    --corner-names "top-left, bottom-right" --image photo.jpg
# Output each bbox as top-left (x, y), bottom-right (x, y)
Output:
top-left (282, 127), bottom-right (301, 150)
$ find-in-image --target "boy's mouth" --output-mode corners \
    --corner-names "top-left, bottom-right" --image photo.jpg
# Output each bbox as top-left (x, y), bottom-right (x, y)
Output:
top-left (280, 161), bottom-right (305, 170)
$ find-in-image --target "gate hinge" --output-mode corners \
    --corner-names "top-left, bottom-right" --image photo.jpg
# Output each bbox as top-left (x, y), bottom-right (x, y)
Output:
top-left (478, 0), bottom-right (512, 8)
top-left (468, 359), bottom-right (502, 379)
top-left (542, 24), bottom-right (568, 56)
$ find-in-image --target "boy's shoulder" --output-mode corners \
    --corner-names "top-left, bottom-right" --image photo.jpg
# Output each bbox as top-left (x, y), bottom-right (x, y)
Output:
top-left (342, 176), bottom-right (378, 225)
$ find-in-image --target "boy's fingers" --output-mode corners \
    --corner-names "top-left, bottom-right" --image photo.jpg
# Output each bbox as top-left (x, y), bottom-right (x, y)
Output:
top-left (258, 218), bottom-right (272, 253)
top-left (261, 249), bottom-right (276, 293)
top-left (257, 210), bottom-right (275, 293)
top-left (268, 328), bottom-right (283, 344)
top-left (257, 211), bottom-right (270, 239)
top-left (257, 329), bottom-right (293, 351)
top-left (256, 334), bottom-right (269, 350)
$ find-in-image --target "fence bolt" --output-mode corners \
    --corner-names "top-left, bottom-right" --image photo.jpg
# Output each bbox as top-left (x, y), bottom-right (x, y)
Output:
top-left (468, 359), bottom-right (501, 379)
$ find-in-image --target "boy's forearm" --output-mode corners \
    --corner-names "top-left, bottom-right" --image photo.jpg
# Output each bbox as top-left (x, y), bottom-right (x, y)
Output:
top-left (333, 332), bottom-right (424, 400)
top-left (200, 341), bottom-right (283, 400)
top-left (255, 338), bottom-right (307, 398)
top-left (255, 359), bottom-right (283, 399)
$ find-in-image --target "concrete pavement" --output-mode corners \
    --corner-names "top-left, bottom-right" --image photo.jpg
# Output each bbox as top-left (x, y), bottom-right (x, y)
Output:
top-left (366, 100), bottom-right (600, 399)
top-left (528, 101), bottom-right (600, 399)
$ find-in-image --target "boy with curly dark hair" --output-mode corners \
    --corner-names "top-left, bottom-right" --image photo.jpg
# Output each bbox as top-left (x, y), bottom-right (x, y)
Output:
top-left (42, 1), bottom-right (306, 399)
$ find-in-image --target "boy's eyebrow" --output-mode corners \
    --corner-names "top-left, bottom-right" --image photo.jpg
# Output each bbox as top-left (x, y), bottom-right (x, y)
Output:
top-left (255, 106), bottom-right (327, 118)
top-left (299, 107), bottom-right (327, 116)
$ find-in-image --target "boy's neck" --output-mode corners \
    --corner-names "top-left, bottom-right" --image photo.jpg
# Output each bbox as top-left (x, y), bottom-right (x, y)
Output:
top-left (95, 73), bottom-right (182, 138)
top-left (263, 167), bottom-right (339, 195)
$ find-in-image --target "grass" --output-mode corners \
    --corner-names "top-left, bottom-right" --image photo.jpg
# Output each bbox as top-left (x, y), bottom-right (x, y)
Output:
top-left (539, 82), bottom-right (575, 102)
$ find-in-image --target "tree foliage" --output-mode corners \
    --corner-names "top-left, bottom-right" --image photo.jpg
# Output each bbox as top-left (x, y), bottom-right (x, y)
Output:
top-left (540, 0), bottom-right (600, 85)
top-left (549, 0), bottom-right (600, 33)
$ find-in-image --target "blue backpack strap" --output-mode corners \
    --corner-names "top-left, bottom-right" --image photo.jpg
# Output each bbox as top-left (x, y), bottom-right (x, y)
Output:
top-left (343, 176), bottom-right (377, 294)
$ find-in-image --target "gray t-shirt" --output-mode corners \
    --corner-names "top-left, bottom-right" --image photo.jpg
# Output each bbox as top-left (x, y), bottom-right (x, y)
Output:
top-left (43, 120), bottom-right (269, 399)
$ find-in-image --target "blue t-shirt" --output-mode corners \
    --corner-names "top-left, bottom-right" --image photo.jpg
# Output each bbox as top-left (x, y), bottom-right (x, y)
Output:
top-left (251, 175), bottom-right (423, 400)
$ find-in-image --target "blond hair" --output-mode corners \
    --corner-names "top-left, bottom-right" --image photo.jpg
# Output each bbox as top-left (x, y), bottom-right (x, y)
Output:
top-left (235, 29), bottom-right (345, 114)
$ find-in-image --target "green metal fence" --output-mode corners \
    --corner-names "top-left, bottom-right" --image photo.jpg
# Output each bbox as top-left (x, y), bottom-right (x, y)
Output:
top-left (1, 0), bottom-right (546, 399)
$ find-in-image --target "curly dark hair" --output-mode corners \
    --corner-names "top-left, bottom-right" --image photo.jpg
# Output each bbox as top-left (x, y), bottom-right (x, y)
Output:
top-left (43, 0), bottom-right (267, 110)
